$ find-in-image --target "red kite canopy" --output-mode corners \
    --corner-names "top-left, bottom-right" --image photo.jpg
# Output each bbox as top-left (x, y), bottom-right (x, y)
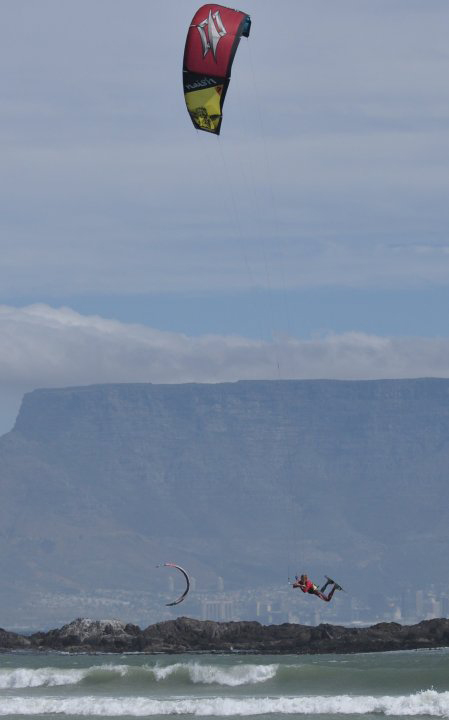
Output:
top-left (183, 4), bottom-right (251, 134)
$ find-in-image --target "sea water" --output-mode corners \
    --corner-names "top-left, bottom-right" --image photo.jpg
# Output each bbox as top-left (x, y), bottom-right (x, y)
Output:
top-left (0, 647), bottom-right (448, 719)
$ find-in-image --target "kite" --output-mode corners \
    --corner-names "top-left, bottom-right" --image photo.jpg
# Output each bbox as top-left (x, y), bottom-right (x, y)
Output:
top-left (183, 4), bottom-right (251, 134)
top-left (157, 562), bottom-right (191, 606)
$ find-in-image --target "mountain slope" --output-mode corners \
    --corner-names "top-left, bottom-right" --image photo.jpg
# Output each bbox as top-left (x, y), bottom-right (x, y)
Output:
top-left (1, 379), bottom-right (448, 626)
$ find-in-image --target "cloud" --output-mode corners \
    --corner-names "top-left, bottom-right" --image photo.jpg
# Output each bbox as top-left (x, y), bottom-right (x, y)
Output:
top-left (4, 304), bottom-right (449, 386)
top-left (2, 304), bottom-right (449, 434)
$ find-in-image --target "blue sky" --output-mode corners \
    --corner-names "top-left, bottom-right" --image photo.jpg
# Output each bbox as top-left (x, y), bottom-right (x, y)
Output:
top-left (1, 0), bottom-right (449, 434)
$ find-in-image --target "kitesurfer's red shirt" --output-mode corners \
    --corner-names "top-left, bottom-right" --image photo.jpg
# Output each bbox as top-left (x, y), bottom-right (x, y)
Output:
top-left (300, 580), bottom-right (315, 593)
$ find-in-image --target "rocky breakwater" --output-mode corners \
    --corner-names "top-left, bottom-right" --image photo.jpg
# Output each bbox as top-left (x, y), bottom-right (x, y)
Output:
top-left (0, 628), bottom-right (32, 650)
top-left (1, 617), bottom-right (449, 653)
top-left (140, 617), bottom-right (449, 653)
top-left (30, 618), bottom-right (142, 653)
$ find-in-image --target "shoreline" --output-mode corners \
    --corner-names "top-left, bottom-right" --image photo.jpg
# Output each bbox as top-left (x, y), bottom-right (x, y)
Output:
top-left (1, 616), bottom-right (449, 654)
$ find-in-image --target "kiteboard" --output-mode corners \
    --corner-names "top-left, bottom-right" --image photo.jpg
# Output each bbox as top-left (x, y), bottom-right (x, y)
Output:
top-left (325, 576), bottom-right (346, 592)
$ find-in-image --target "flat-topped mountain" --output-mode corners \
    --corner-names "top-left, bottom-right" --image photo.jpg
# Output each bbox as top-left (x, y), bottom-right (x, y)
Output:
top-left (1, 379), bottom-right (448, 627)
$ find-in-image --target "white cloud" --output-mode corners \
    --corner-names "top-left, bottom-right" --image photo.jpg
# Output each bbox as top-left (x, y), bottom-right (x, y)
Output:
top-left (2, 304), bottom-right (449, 434)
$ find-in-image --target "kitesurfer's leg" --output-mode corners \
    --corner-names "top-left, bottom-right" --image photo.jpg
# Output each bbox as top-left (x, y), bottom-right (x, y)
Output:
top-left (324, 584), bottom-right (337, 602)
top-left (320, 579), bottom-right (332, 592)
top-left (316, 584), bottom-right (337, 602)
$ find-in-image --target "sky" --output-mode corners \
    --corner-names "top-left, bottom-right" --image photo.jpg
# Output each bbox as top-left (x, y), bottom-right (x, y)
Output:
top-left (1, 0), bottom-right (449, 435)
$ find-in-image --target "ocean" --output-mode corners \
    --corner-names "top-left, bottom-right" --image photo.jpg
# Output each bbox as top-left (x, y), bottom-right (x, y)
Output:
top-left (0, 647), bottom-right (448, 719)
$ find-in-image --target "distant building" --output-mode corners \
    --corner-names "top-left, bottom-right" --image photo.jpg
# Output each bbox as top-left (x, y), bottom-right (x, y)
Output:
top-left (427, 596), bottom-right (441, 620)
top-left (201, 600), bottom-right (234, 621)
top-left (400, 588), bottom-right (416, 623)
top-left (416, 590), bottom-right (424, 618)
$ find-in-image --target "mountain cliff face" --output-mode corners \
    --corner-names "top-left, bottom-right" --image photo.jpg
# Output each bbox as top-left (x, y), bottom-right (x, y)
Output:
top-left (1, 379), bottom-right (448, 627)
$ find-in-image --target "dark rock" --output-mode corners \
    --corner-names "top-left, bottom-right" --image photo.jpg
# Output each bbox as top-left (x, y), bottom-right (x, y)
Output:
top-left (0, 627), bottom-right (32, 651)
top-left (30, 618), bottom-right (143, 652)
top-left (3, 616), bottom-right (448, 654)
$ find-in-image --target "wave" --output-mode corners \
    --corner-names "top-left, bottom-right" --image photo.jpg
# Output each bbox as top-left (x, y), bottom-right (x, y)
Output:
top-left (0, 690), bottom-right (449, 716)
top-left (0, 662), bottom-right (279, 689)
top-left (151, 662), bottom-right (279, 686)
top-left (0, 664), bottom-right (129, 689)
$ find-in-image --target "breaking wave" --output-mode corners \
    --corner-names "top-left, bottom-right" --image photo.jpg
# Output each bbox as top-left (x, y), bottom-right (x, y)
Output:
top-left (0, 667), bottom-right (84, 690)
top-left (0, 664), bottom-right (128, 689)
top-left (151, 662), bottom-right (279, 686)
top-left (0, 690), bottom-right (449, 716)
top-left (0, 662), bottom-right (278, 689)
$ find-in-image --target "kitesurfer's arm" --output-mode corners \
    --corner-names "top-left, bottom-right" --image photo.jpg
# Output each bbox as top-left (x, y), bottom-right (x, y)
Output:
top-left (292, 575), bottom-right (308, 593)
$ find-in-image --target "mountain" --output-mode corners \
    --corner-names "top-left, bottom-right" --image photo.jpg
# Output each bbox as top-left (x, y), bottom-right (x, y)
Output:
top-left (0, 379), bottom-right (448, 628)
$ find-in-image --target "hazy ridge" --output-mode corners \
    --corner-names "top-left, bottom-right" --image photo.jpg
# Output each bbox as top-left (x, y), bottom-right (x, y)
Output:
top-left (0, 379), bottom-right (448, 627)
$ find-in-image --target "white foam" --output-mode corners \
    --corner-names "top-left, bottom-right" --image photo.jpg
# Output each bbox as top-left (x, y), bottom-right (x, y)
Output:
top-left (0, 690), bottom-right (448, 716)
top-left (188, 662), bottom-right (279, 686)
top-left (151, 662), bottom-right (278, 686)
top-left (0, 664), bottom-right (129, 689)
top-left (150, 663), bottom-right (183, 681)
top-left (0, 667), bottom-right (86, 689)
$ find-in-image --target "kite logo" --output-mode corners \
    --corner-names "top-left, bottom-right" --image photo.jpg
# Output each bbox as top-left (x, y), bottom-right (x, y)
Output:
top-left (185, 77), bottom-right (217, 91)
top-left (196, 10), bottom-right (227, 60)
top-left (191, 107), bottom-right (214, 131)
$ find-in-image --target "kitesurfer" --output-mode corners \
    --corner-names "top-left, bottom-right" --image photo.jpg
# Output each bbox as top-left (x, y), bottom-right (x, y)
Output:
top-left (293, 574), bottom-right (341, 602)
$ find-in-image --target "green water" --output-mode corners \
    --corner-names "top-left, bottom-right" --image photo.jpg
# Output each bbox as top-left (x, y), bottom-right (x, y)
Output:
top-left (0, 647), bottom-right (448, 719)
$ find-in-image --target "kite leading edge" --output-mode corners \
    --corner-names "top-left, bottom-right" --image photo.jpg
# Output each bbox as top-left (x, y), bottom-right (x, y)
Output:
top-left (157, 562), bottom-right (191, 606)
